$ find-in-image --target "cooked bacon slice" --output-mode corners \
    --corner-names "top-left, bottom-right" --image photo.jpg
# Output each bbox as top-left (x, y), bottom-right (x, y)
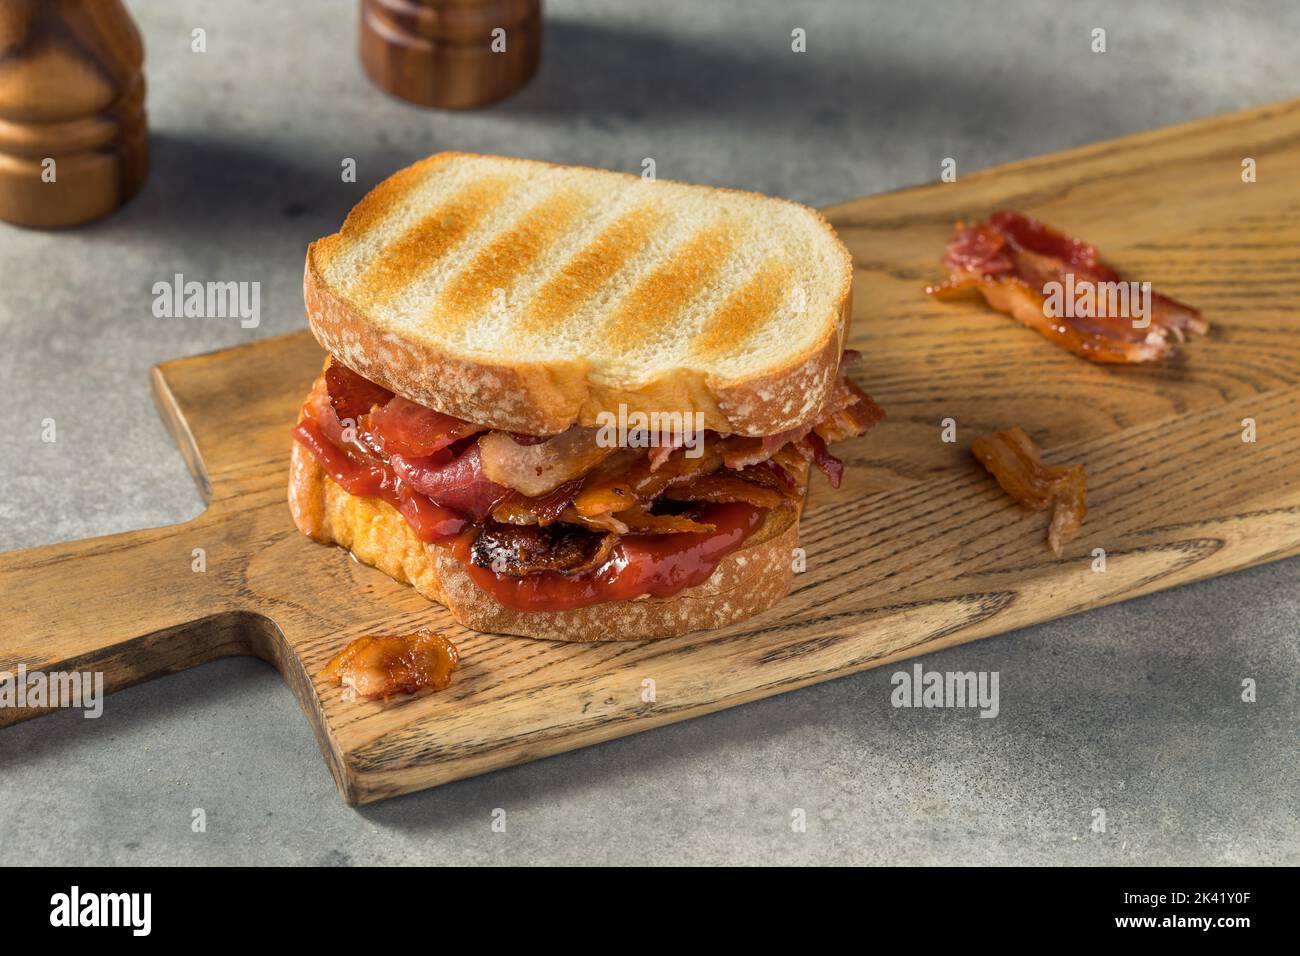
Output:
top-left (611, 507), bottom-right (715, 534)
top-left (470, 523), bottom-right (617, 576)
top-left (321, 627), bottom-right (459, 700)
top-left (295, 415), bottom-right (386, 497)
top-left (722, 374), bottom-right (884, 471)
top-left (971, 426), bottom-right (1087, 556)
top-left (573, 438), bottom-right (725, 517)
top-left (305, 375), bottom-right (353, 447)
top-left (927, 211), bottom-right (1207, 363)
top-left (815, 380), bottom-right (886, 444)
top-left (719, 437), bottom-right (773, 471)
top-left (324, 361), bottom-right (393, 422)
top-left (479, 426), bottom-right (617, 497)
top-left (820, 369), bottom-right (873, 415)
top-left (490, 479), bottom-right (583, 526)
top-left (547, 503), bottom-right (722, 536)
top-left (555, 507), bottom-right (630, 535)
top-left (766, 445), bottom-right (810, 490)
top-left (303, 356), bottom-right (881, 549)
top-left (369, 396), bottom-right (485, 458)
top-left (760, 378), bottom-right (884, 490)
top-left (796, 432), bottom-right (844, 488)
top-left (720, 425), bottom-right (806, 471)
top-left (647, 434), bottom-right (685, 472)
top-left (662, 472), bottom-right (788, 509)
top-left (390, 442), bottom-right (509, 522)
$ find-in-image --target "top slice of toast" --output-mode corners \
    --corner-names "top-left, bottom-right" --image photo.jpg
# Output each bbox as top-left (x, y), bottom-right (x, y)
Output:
top-left (304, 153), bottom-right (853, 436)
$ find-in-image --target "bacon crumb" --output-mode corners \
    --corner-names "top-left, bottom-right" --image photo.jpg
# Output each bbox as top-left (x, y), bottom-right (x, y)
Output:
top-left (971, 427), bottom-right (1086, 556)
top-left (321, 627), bottom-right (460, 700)
top-left (927, 211), bottom-right (1207, 363)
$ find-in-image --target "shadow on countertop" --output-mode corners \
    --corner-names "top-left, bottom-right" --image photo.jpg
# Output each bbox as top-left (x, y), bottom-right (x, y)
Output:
top-left (499, 16), bottom-right (1057, 140)
top-left (109, 133), bottom-right (361, 245)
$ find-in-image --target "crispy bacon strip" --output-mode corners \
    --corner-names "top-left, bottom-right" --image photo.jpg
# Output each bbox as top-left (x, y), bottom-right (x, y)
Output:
top-left (325, 361), bottom-right (393, 422)
top-left (322, 627), bottom-right (459, 700)
top-left (305, 355), bottom-right (883, 570)
top-left (390, 443), bottom-right (509, 522)
top-left (797, 432), bottom-right (843, 488)
top-left (971, 427), bottom-right (1086, 556)
top-left (662, 472), bottom-right (788, 509)
top-left (555, 507), bottom-right (630, 535)
top-left (479, 426), bottom-right (616, 497)
top-left (369, 396), bottom-right (485, 458)
top-left (765, 447), bottom-right (810, 496)
top-left (490, 479), bottom-right (584, 527)
top-left (926, 211), bottom-right (1206, 363)
top-left (573, 439), bottom-right (725, 517)
top-left (470, 523), bottom-right (618, 575)
top-left (722, 378), bottom-right (884, 475)
top-left (612, 507), bottom-right (715, 534)
top-left (647, 434), bottom-right (685, 472)
top-left (720, 426), bottom-right (805, 471)
top-left (815, 380), bottom-right (885, 444)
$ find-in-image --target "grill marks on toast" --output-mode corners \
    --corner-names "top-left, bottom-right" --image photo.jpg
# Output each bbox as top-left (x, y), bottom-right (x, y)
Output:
top-left (334, 155), bottom-right (452, 240)
top-left (517, 200), bottom-right (669, 338)
top-left (348, 175), bottom-right (513, 313)
top-left (690, 259), bottom-right (797, 361)
top-left (430, 187), bottom-right (591, 332)
top-left (306, 153), bottom-right (854, 434)
top-left (597, 220), bottom-right (737, 354)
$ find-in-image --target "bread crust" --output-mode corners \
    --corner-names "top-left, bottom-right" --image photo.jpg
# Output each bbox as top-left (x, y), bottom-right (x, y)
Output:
top-left (288, 440), bottom-right (800, 641)
top-left (303, 151), bottom-right (854, 437)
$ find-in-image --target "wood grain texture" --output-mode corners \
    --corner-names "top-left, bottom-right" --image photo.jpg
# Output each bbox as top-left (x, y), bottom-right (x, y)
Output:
top-left (0, 0), bottom-right (147, 227)
top-left (2, 99), bottom-right (1299, 803)
top-left (359, 0), bottom-right (541, 109)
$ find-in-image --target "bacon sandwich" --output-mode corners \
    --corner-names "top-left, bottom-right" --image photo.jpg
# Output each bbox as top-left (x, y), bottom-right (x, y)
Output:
top-left (289, 153), bottom-right (882, 641)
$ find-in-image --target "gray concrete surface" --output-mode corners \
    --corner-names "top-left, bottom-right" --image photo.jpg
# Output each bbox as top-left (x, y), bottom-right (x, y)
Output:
top-left (1, 0), bottom-right (1296, 865)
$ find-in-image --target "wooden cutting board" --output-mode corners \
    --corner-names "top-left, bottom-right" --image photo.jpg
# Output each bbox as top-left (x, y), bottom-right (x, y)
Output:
top-left (4, 99), bottom-right (1299, 805)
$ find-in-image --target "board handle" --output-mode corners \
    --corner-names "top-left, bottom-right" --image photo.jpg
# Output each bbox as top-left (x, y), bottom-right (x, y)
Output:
top-left (0, 521), bottom-right (268, 727)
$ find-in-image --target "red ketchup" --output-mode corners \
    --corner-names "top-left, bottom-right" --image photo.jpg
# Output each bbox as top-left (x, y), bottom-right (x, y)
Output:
top-left (293, 418), bottom-right (465, 543)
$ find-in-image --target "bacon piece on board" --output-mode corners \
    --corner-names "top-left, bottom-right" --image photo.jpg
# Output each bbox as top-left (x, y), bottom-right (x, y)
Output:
top-left (927, 211), bottom-right (1206, 363)
top-left (321, 627), bottom-right (460, 700)
top-left (971, 426), bottom-right (1086, 556)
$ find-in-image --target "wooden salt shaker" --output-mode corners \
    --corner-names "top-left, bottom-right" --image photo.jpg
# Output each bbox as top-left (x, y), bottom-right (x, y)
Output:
top-left (0, 0), bottom-right (148, 228)
top-left (360, 0), bottom-right (541, 109)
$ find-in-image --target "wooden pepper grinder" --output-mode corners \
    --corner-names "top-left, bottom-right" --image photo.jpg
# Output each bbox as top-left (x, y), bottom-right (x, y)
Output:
top-left (360, 0), bottom-right (541, 109)
top-left (0, 0), bottom-right (147, 228)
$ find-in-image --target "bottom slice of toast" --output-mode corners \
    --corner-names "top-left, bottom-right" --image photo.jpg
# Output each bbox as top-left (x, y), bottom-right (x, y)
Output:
top-left (288, 441), bottom-right (799, 641)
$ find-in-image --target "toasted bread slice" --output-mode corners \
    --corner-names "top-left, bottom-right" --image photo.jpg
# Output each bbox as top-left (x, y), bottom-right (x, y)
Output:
top-left (305, 152), bottom-right (853, 437)
top-left (288, 440), bottom-right (799, 641)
